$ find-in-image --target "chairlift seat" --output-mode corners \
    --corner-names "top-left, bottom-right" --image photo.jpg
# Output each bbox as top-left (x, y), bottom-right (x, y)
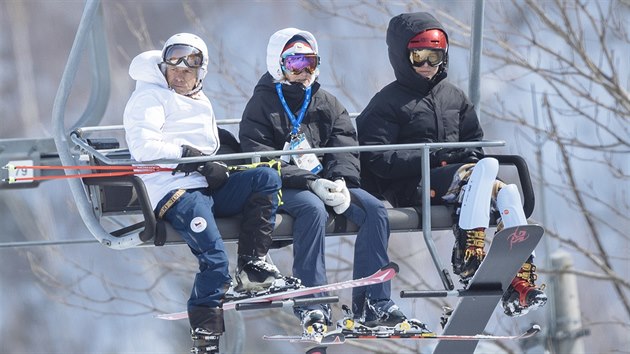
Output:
top-left (81, 139), bottom-right (534, 247)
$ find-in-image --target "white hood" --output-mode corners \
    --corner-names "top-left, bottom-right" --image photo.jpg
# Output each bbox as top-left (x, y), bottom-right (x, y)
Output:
top-left (129, 50), bottom-right (168, 89)
top-left (266, 28), bottom-right (320, 83)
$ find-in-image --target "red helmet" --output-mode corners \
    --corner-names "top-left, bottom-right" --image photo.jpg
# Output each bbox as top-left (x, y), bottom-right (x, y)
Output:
top-left (407, 29), bottom-right (448, 51)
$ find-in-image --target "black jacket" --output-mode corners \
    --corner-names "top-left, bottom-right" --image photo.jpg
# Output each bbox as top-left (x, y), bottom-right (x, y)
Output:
top-left (240, 72), bottom-right (360, 189)
top-left (356, 12), bottom-right (484, 200)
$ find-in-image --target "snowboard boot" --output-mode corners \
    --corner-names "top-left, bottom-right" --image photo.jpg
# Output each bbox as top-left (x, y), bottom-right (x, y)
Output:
top-left (234, 255), bottom-right (285, 293)
top-left (297, 305), bottom-right (331, 338)
top-left (501, 259), bottom-right (548, 317)
top-left (452, 226), bottom-right (486, 285)
top-left (190, 329), bottom-right (220, 354)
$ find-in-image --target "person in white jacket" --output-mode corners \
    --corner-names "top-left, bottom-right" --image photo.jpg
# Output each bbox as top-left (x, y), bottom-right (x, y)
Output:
top-left (123, 33), bottom-right (297, 353)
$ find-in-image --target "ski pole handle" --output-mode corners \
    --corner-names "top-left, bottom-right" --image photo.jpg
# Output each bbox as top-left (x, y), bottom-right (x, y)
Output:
top-left (292, 296), bottom-right (339, 307)
top-left (234, 296), bottom-right (339, 311)
top-left (400, 288), bottom-right (504, 298)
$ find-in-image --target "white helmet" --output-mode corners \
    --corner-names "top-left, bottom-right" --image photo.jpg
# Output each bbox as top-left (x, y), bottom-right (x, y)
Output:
top-left (160, 33), bottom-right (208, 94)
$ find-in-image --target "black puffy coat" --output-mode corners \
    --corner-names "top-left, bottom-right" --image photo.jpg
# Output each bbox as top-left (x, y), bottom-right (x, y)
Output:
top-left (240, 72), bottom-right (360, 189)
top-left (356, 12), bottom-right (483, 202)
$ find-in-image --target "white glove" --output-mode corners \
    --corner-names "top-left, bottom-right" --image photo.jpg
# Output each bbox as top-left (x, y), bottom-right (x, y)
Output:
top-left (308, 178), bottom-right (345, 207)
top-left (333, 179), bottom-right (351, 214)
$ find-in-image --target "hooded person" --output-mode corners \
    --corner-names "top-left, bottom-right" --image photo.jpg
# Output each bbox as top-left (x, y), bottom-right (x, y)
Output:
top-left (123, 33), bottom-right (298, 353)
top-left (267, 31), bottom-right (320, 86)
top-left (357, 12), bottom-right (547, 317)
top-left (240, 27), bottom-right (428, 337)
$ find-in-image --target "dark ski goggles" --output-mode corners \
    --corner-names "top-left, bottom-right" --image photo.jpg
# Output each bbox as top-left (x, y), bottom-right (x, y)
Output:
top-left (409, 48), bottom-right (444, 67)
top-left (163, 44), bottom-right (204, 68)
top-left (282, 54), bottom-right (319, 75)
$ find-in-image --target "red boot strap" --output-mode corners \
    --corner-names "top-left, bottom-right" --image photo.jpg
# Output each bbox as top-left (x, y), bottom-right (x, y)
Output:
top-left (512, 262), bottom-right (544, 306)
top-left (511, 278), bottom-right (532, 305)
top-left (512, 279), bottom-right (546, 306)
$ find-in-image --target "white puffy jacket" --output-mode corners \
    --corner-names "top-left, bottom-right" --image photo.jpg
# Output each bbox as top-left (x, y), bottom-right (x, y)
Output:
top-left (123, 50), bottom-right (220, 210)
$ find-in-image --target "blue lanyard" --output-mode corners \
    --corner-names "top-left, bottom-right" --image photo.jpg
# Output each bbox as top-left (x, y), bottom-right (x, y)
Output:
top-left (275, 83), bottom-right (312, 135)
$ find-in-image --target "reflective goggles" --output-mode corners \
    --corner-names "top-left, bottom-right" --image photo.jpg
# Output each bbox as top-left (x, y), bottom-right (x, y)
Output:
top-left (282, 54), bottom-right (319, 75)
top-left (163, 44), bottom-right (203, 68)
top-left (409, 48), bottom-right (444, 67)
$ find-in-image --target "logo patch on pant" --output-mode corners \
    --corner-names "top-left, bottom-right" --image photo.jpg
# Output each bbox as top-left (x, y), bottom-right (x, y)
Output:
top-left (190, 217), bottom-right (207, 233)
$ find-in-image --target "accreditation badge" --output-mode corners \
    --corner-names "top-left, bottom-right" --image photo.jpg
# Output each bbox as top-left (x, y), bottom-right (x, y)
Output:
top-left (281, 133), bottom-right (323, 174)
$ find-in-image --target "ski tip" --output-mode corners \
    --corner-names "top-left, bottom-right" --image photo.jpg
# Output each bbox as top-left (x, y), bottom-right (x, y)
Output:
top-left (321, 332), bottom-right (345, 344)
top-left (527, 324), bottom-right (542, 336)
top-left (2, 164), bottom-right (13, 171)
top-left (383, 261), bottom-right (400, 273)
top-left (155, 311), bottom-right (188, 320)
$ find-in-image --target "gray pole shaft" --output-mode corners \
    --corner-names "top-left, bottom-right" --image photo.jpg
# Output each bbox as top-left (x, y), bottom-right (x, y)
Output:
top-left (468, 0), bottom-right (485, 119)
top-left (531, 84), bottom-right (558, 352)
top-left (551, 250), bottom-right (585, 354)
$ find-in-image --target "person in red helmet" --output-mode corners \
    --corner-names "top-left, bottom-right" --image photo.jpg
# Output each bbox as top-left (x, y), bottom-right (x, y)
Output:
top-left (357, 12), bottom-right (547, 317)
top-left (407, 28), bottom-right (448, 80)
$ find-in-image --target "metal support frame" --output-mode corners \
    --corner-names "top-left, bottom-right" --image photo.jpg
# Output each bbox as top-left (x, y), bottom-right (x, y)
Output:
top-left (50, 0), bottom-right (139, 249)
top-left (468, 0), bottom-right (485, 119)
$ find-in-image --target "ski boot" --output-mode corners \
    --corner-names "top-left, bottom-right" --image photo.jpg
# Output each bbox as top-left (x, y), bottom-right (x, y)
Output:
top-left (452, 225), bottom-right (486, 285)
top-left (439, 306), bottom-right (453, 329)
top-left (361, 299), bottom-right (407, 328)
top-left (341, 301), bottom-right (428, 335)
top-left (359, 299), bottom-right (428, 333)
top-left (190, 328), bottom-right (220, 354)
top-left (234, 255), bottom-right (300, 293)
top-left (501, 258), bottom-right (547, 317)
top-left (297, 305), bottom-right (331, 339)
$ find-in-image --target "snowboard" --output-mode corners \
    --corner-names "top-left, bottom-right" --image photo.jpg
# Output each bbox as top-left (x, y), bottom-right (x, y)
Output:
top-left (156, 262), bottom-right (399, 320)
top-left (432, 224), bottom-right (544, 354)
